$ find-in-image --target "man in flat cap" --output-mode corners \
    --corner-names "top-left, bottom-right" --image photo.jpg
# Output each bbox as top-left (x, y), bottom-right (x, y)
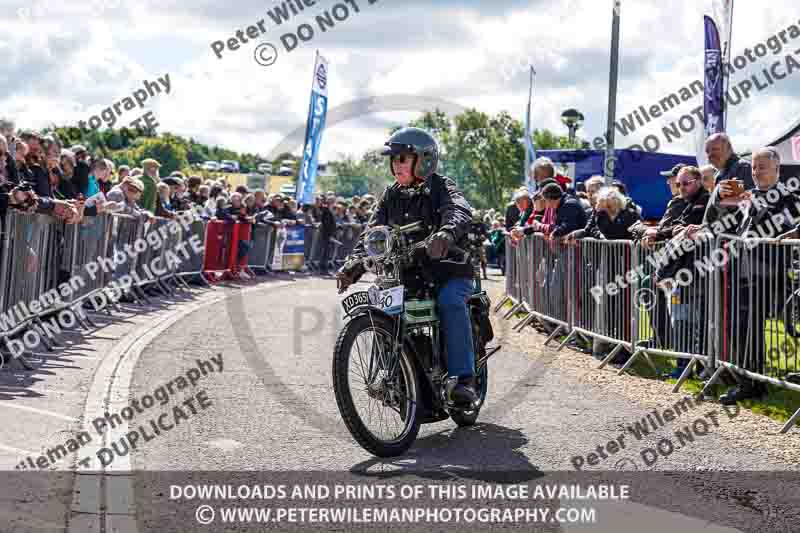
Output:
top-left (163, 175), bottom-right (193, 212)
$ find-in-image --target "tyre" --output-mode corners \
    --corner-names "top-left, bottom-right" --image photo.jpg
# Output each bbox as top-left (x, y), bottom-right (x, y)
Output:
top-left (332, 313), bottom-right (421, 457)
top-left (450, 364), bottom-right (488, 427)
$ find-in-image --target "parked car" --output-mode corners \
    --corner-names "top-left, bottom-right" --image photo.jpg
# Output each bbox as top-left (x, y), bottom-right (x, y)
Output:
top-left (280, 183), bottom-right (296, 197)
top-left (277, 166), bottom-right (293, 176)
top-left (220, 160), bottom-right (239, 172)
top-left (201, 161), bottom-right (220, 171)
top-left (258, 163), bottom-right (273, 174)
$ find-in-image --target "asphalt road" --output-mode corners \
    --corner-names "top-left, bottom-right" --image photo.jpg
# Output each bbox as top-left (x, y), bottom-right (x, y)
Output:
top-left (1, 272), bottom-right (799, 532)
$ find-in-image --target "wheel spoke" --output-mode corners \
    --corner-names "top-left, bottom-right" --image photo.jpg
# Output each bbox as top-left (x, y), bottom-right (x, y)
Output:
top-left (343, 324), bottom-right (415, 444)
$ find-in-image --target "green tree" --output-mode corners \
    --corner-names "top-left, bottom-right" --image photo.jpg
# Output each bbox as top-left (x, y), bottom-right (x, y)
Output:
top-left (451, 109), bottom-right (524, 209)
top-left (531, 128), bottom-right (583, 150)
top-left (325, 151), bottom-right (393, 197)
top-left (129, 137), bottom-right (189, 176)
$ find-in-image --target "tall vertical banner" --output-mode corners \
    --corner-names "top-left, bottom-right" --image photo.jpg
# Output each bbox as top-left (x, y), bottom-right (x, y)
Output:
top-left (705, 0), bottom-right (734, 135)
top-left (296, 52), bottom-right (329, 206)
top-left (703, 16), bottom-right (725, 137)
top-left (524, 66), bottom-right (537, 194)
top-left (712, 0), bottom-right (734, 66)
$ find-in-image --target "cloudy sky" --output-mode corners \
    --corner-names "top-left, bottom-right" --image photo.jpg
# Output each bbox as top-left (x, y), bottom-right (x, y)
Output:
top-left (2, 0), bottom-right (798, 163)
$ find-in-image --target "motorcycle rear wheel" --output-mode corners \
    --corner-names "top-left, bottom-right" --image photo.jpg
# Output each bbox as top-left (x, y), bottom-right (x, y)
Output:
top-left (332, 313), bottom-right (421, 457)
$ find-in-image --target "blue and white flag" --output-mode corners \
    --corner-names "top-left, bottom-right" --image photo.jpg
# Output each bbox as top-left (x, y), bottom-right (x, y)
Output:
top-left (703, 16), bottom-right (724, 137)
top-left (296, 52), bottom-right (329, 205)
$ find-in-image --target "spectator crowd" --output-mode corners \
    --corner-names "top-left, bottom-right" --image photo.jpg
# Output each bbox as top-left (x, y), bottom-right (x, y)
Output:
top-left (0, 120), bottom-right (381, 279)
top-left (4, 119), bottom-right (797, 410)
top-left (496, 135), bottom-right (800, 406)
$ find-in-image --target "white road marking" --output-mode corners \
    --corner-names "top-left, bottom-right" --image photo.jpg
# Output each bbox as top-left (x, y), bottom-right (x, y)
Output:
top-left (0, 442), bottom-right (37, 456)
top-left (69, 282), bottom-right (292, 533)
top-left (0, 403), bottom-right (77, 422)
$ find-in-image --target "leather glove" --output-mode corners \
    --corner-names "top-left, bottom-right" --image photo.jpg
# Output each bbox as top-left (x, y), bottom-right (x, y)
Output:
top-left (336, 269), bottom-right (355, 294)
top-left (426, 230), bottom-right (454, 260)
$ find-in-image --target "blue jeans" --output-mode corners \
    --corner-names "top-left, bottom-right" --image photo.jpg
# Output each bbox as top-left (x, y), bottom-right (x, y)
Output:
top-left (437, 277), bottom-right (476, 379)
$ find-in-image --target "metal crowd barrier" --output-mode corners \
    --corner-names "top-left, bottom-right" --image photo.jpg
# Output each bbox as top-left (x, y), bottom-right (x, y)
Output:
top-left (499, 236), bottom-right (526, 319)
top-left (202, 220), bottom-right (235, 281)
top-left (175, 218), bottom-right (209, 284)
top-left (305, 224), bottom-right (323, 271)
top-left (513, 235), bottom-right (574, 338)
top-left (699, 235), bottom-right (800, 432)
top-left (627, 234), bottom-right (717, 389)
top-left (303, 224), bottom-right (315, 267)
top-left (134, 218), bottom-right (167, 294)
top-left (157, 216), bottom-right (190, 290)
top-left (562, 238), bottom-right (639, 369)
top-left (0, 212), bottom-right (64, 341)
top-left (493, 235), bottom-right (517, 313)
top-left (333, 223), bottom-right (364, 267)
top-left (304, 222), bottom-right (364, 272)
top-left (63, 214), bottom-right (114, 305)
top-left (0, 207), bottom-right (321, 368)
top-left (498, 231), bottom-right (800, 434)
top-left (247, 223), bottom-right (277, 274)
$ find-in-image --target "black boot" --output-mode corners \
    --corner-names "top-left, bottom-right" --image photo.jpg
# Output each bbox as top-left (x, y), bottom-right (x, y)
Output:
top-left (446, 376), bottom-right (478, 408)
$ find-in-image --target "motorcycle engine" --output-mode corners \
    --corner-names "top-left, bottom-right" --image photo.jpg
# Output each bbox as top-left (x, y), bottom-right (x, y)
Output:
top-left (408, 331), bottom-right (434, 372)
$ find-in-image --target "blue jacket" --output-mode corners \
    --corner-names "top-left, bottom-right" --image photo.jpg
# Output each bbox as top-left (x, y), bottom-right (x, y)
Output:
top-left (551, 195), bottom-right (589, 238)
top-left (524, 195), bottom-right (588, 238)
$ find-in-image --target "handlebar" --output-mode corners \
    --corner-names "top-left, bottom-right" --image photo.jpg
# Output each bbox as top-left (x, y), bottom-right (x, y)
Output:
top-left (395, 221), bottom-right (425, 234)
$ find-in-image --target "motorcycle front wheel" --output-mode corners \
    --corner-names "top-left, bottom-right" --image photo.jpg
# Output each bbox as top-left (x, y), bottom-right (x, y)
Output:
top-left (332, 313), bottom-right (421, 457)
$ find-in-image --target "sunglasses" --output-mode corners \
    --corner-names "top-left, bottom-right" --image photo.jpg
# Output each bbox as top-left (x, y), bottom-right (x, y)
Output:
top-left (677, 180), bottom-right (696, 187)
top-left (391, 154), bottom-right (412, 165)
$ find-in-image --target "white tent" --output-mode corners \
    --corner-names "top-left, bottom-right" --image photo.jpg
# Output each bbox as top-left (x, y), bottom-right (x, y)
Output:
top-left (768, 118), bottom-right (800, 165)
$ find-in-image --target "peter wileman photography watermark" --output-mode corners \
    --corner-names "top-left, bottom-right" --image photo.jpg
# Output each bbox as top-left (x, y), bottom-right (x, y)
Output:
top-left (77, 74), bottom-right (171, 133)
top-left (14, 354), bottom-right (223, 470)
top-left (0, 212), bottom-right (203, 366)
top-left (591, 175), bottom-right (800, 307)
top-left (555, 17), bottom-right (800, 162)
top-left (210, 0), bottom-right (381, 66)
top-left (173, 482), bottom-right (618, 527)
top-left (570, 396), bottom-right (740, 470)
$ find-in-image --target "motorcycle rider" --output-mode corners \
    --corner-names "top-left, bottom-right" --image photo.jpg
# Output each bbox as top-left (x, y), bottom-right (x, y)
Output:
top-left (336, 127), bottom-right (479, 407)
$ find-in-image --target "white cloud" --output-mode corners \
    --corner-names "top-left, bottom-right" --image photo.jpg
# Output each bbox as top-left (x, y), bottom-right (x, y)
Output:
top-left (1, 0), bottom-right (797, 161)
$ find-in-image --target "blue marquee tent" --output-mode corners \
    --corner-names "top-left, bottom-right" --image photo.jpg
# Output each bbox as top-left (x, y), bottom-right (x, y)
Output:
top-left (537, 149), bottom-right (698, 220)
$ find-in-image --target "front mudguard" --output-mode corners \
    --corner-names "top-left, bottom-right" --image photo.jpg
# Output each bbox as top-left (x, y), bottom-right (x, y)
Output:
top-left (344, 305), bottom-right (441, 417)
top-left (343, 304), bottom-right (396, 322)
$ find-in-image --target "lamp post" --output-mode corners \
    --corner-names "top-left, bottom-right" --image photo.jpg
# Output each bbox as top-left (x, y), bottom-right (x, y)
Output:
top-left (604, 0), bottom-right (622, 185)
top-left (560, 108), bottom-right (585, 144)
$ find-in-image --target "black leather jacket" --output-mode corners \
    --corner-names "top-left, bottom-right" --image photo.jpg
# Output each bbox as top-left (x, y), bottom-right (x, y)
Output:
top-left (343, 173), bottom-right (474, 282)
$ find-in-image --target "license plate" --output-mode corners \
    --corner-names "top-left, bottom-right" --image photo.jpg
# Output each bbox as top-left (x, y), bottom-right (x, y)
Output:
top-left (341, 291), bottom-right (370, 314)
top-left (341, 286), bottom-right (404, 316)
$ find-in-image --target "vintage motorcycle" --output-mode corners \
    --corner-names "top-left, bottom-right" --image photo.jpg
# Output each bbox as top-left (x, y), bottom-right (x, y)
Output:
top-left (332, 221), bottom-right (500, 457)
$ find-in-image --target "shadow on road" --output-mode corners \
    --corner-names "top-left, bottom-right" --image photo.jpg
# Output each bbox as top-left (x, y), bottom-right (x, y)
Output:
top-left (348, 422), bottom-right (543, 484)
